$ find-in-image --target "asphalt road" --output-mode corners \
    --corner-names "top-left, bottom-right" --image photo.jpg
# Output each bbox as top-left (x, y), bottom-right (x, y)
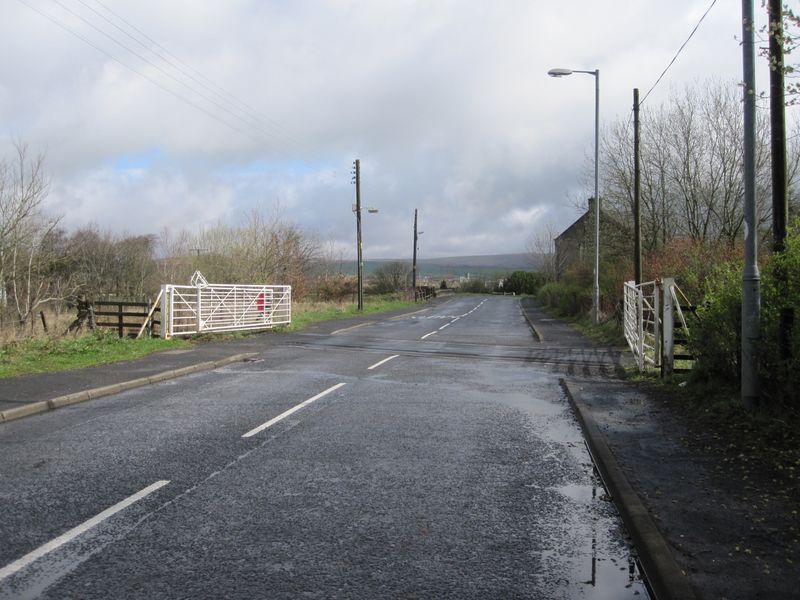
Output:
top-left (0, 296), bottom-right (647, 599)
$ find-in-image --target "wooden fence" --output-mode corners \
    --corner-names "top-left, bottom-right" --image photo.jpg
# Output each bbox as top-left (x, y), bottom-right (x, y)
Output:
top-left (91, 299), bottom-right (161, 338)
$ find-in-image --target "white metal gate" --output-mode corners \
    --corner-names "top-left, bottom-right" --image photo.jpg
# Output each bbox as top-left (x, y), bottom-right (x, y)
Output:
top-left (624, 277), bottom-right (693, 374)
top-left (161, 272), bottom-right (291, 338)
top-left (623, 280), bottom-right (660, 371)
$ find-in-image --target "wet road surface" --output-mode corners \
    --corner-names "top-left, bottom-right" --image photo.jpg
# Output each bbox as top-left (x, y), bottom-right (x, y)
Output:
top-left (0, 295), bottom-right (647, 598)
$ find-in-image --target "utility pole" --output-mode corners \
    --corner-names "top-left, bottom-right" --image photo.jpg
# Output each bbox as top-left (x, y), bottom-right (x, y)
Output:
top-left (592, 70), bottom-right (601, 325)
top-left (412, 209), bottom-right (418, 301)
top-left (741, 0), bottom-right (761, 410)
top-left (633, 88), bottom-right (642, 285)
top-left (768, 0), bottom-right (795, 364)
top-left (769, 0), bottom-right (789, 253)
top-left (352, 159), bottom-right (364, 311)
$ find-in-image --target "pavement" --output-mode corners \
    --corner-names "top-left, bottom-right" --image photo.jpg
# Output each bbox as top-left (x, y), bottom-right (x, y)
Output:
top-left (2, 296), bottom-right (797, 599)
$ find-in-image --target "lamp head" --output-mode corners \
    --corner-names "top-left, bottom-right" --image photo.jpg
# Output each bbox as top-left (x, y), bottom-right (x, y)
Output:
top-left (547, 68), bottom-right (573, 77)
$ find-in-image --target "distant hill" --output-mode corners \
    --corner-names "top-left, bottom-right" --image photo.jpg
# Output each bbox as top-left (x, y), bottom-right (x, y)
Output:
top-left (339, 253), bottom-right (540, 279)
top-left (416, 253), bottom-right (535, 270)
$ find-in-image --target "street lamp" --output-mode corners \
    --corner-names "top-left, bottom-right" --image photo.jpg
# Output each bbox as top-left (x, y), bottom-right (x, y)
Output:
top-left (548, 67), bottom-right (601, 325)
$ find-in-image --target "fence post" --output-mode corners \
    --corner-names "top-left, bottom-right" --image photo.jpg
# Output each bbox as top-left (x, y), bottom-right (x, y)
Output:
top-left (662, 277), bottom-right (675, 377)
top-left (146, 298), bottom-right (152, 338)
top-left (196, 284), bottom-right (202, 333)
top-left (161, 285), bottom-right (171, 340)
top-left (654, 281), bottom-right (661, 368)
top-left (637, 284), bottom-right (645, 371)
top-left (117, 303), bottom-right (124, 338)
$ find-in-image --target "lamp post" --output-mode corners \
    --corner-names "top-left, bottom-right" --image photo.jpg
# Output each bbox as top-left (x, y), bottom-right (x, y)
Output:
top-left (548, 67), bottom-right (601, 325)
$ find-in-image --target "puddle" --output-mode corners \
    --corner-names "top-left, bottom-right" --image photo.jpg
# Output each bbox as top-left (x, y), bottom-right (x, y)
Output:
top-left (539, 480), bottom-right (650, 599)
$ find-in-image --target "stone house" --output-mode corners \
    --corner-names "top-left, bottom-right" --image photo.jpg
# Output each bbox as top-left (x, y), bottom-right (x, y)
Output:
top-left (554, 198), bottom-right (630, 280)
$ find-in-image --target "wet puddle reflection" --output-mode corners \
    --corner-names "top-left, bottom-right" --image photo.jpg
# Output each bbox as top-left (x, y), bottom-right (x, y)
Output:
top-left (544, 482), bottom-right (650, 598)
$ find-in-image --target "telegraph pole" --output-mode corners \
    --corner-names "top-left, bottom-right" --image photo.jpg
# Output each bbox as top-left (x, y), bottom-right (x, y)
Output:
top-left (412, 209), bottom-right (418, 301)
top-left (633, 88), bottom-right (642, 285)
top-left (353, 159), bottom-right (364, 311)
top-left (768, 0), bottom-right (794, 364)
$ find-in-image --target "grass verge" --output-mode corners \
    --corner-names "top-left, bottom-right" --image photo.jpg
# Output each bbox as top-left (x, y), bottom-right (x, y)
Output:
top-left (0, 297), bottom-right (422, 378)
top-left (0, 332), bottom-right (192, 379)
top-left (280, 297), bottom-right (417, 331)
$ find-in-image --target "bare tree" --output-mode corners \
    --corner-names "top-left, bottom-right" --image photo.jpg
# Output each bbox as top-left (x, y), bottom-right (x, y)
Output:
top-left (525, 221), bottom-right (564, 282)
top-left (600, 79), bottom-right (795, 253)
top-left (371, 262), bottom-right (411, 294)
top-left (0, 143), bottom-right (65, 330)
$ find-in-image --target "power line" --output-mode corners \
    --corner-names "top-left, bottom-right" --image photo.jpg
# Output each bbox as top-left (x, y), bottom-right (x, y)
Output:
top-left (17, 0), bottom-right (256, 137)
top-left (48, 0), bottom-right (287, 140)
top-left (640, 0), bottom-right (718, 106)
top-left (17, 0), bottom-right (299, 148)
top-left (79, 0), bottom-right (293, 141)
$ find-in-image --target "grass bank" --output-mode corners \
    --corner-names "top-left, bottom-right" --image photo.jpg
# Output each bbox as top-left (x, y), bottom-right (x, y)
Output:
top-left (0, 333), bottom-right (192, 379)
top-left (0, 296), bottom-right (420, 378)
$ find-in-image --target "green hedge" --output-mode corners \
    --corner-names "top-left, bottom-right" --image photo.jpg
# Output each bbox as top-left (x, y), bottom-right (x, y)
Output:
top-left (690, 219), bottom-right (800, 408)
top-left (536, 281), bottom-right (592, 317)
top-left (502, 271), bottom-right (546, 295)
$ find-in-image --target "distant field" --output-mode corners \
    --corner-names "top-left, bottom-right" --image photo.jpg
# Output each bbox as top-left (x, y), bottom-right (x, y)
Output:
top-left (337, 253), bottom-right (538, 279)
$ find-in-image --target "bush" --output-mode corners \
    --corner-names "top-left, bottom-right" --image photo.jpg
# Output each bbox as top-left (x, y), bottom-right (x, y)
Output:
top-left (315, 274), bottom-right (357, 302)
top-left (689, 219), bottom-right (800, 408)
top-left (459, 279), bottom-right (492, 293)
top-left (759, 219), bottom-right (800, 406)
top-left (645, 237), bottom-right (740, 301)
top-left (689, 262), bottom-right (741, 385)
top-left (502, 271), bottom-right (546, 295)
top-left (537, 281), bottom-right (592, 317)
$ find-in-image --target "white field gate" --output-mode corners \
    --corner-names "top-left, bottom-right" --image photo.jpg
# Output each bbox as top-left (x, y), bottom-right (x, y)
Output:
top-left (161, 272), bottom-right (291, 338)
top-left (624, 277), bottom-right (694, 375)
top-left (624, 280), bottom-right (660, 372)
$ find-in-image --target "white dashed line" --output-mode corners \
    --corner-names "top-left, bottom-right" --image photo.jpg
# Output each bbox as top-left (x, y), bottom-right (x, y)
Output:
top-left (368, 355), bottom-right (399, 370)
top-left (242, 383), bottom-right (347, 438)
top-left (0, 480), bottom-right (171, 582)
top-left (421, 332), bottom-right (437, 340)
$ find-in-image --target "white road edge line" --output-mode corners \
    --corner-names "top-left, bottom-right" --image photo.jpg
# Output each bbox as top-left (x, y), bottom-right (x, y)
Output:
top-left (0, 480), bottom-right (170, 583)
top-left (421, 332), bottom-right (437, 340)
top-left (438, 323), bottom-right (450, 331)
top-left (242, 383), bottom-right (347, 438)
top-left (368, 355), bottom-right (399, 370)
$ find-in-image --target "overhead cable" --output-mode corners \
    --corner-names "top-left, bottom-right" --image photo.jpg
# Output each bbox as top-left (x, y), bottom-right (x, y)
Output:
top-left (640, 0), bottom-right (719, 106)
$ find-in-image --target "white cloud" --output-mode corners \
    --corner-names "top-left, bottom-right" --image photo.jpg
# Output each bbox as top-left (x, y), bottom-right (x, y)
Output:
top-left (0, 0), bottom-right (780, 259)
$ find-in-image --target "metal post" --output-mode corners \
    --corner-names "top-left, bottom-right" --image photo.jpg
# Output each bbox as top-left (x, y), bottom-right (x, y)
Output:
top-left (741, 0), bottom-right (761, 409)
top-left (412, 209), bottom-right (418, 301)
top-left (592, 69), bottom-right (601, 325)
top-left (633, 88), bottom-right (642, 285)
top-left (546, 67), bottom-right (601, 323)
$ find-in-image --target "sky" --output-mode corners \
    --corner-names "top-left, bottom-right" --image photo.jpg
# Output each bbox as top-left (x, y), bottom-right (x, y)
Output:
top-left (0, 0), bottom-right (786, 260)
